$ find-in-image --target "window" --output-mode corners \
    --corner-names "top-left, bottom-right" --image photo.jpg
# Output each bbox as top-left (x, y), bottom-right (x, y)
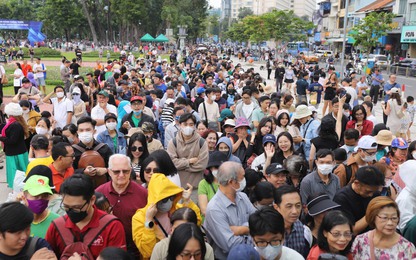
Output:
top-left (338, 17), bottom-right (344, 28)
top-left (398, 0), bottom-right (407, 15)
top-left (340, 0), bottom-right (346, 9)
top-left (410, 3), bottom-right (416, 23)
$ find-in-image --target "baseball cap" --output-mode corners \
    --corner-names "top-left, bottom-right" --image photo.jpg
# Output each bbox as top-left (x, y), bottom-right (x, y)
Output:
top-left (154, 73), bottom-right (163, 79)
top-left (265, 163), bottom-right (289, 175)
top-left (218, 109), bottom-right (234, 122)
top-left (72, 87), bottom-right (81, 94)
top-left (165, 98), bottom-right (175, 105)
top-left (24, 165), bottom-right (55, 190)
top-left (97, 90), bottom-right (109, 97)
top-left (104, 113), bottom-right (117, 122)
top-left (197, 87), bottom-right (206, 95)
top-left (227, 244), bottom-right (260, 260)
top-left (142, 122), bottom-right (155, 133)
top-left (206, 151), bottom-right (228, 169)
top-left (21, 77), bottom-right (30, 83)
top-left (23, 175), bottom-right (53, 196)
top-left (357, 135), bottom-right (377, 150)
top-left (391, 137), bottom-right (408, 149)
top-left (223, 119), bottom-right (235, 127)
top-left (307, 194), bottom-right (340, 216)
top-left (131, 96), bottom-right (145, 103)
top-left (262, 134), bottom-right (276, 145)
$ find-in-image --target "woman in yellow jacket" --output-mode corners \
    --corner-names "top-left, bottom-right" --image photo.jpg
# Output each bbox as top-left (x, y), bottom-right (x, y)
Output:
top-left (132, 173), bottom-right (201, 259)
top-left (19, 100), bottom-right (41, 135)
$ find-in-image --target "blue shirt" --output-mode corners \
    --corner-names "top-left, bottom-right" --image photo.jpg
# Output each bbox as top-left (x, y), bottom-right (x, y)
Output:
top-left (96, 130), bottom-right (127, 154)
top-left (383, 81), bottom-right (399, 101)
top-left (204, 189), bottom-right (256, 260)
top-left (371, 73), bottom-right (383, 86)
top-left (300, 118), bottom-right (320, 160)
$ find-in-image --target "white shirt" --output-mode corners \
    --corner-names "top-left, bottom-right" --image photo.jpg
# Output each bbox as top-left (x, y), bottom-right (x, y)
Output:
top-left (198, 101), bottom-right (220, 123)
top-left (242, 102), bottom-right (254, 119)
top-left (33, 63), bottom-right (46, 78)
top-left (344, 86), bottom-right (357, 108)
top-left (91, 103), bottom-right (117, 138)
top-left (280, 246), bottom-right (304, 260)
top-left (51, 97), bottom-right (74, 129)
top-left (13, 68), bottom-right (23, 86)
top-left (367, 114), bottom-right (378, 126)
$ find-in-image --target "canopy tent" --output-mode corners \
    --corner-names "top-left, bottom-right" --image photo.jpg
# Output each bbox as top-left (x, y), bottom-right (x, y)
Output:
top-left (140, 33), bottom-right (155, 42)
top-left (154, 34), bottom-right (169, 42)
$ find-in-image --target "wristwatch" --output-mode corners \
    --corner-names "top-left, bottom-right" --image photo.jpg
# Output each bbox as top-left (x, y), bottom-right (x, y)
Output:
top-left (145, 221), bottom-right (154, 229)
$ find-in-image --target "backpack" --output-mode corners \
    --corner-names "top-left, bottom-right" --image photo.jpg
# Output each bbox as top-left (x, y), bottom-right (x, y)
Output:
top-left (172, 137), bottom-right (205, 149)
top-left (334, 163), bottom-right (352, 184)
top-left (53, 214), bottom-right (118, 260)
top-left (73, 143), bottom-right (107, 188)
top-left (23, 237), bottom-right (39, 258)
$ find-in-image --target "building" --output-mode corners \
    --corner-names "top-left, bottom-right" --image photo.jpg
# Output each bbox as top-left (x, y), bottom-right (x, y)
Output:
top-left (292, 0), bottom-right (317, 19)
top-left (221, 0), bottom-right (232, 25)
top-left (397, 0), bottom-right (416, 57)
top-left (252, 0), bottom-right (291, 16)
top-left (231, 0), bottom-right (254, 19)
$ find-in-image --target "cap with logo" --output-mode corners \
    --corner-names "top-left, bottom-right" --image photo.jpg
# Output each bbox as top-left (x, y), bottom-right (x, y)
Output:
top-left (265, 163), bottom-right (289, 175)
top-left (262, 134), bottom-right (276, 145)
top-left (23, 175), bottom-right (53, 196)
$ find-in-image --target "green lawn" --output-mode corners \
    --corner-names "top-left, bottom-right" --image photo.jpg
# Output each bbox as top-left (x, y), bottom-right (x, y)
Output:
top-left (3, 85), bottom-right (56, 96)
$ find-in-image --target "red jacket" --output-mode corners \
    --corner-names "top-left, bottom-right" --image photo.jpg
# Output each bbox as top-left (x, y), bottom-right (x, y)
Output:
top-left (346, 119), bottom-right (373, 137)
top-left (45, 206), bottom-right (126, 259)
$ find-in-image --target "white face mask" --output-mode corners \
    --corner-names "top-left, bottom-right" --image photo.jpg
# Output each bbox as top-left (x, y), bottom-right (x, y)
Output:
top-left (181, 126), bottom-right (194, 136)
top-left (211, 169), bottom-right (218, 178)
top-left (317, 164), bottom-right (333, 175)
top-left (256, 245), bottom-right (282, 260)
top-left (106, 122), bottom-right (117, 131)
top-left (23, 109), bottom-right (29, 114)
top-left (56, 92), bottom-right (65, 98)
top-left (235, 178), bottom-right (246, 192)
top-left (73, 95), bottom-right (81, 103)
top-left (78, 131), bottom-right (93, 144)
top-left (361, 154), bottom-right (376, 163)
top-left (412, 151), bottom-right (416, 160)
top-left (35, 127), bottom-right (48, 135)
top-left (157, 200), bottom-right (173, 213)
top-left (210, 95), bottom-right (217, 101)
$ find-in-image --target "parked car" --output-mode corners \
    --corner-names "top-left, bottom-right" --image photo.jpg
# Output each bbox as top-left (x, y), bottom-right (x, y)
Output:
top-left (391, 58), bottom-right (416, 69)
top-left (300, 52), bottom-right (319, 64)
top-left (390, 58), bottom-right (416, 76)
top-left (315, 50), bottom-right (334, 58)
top-left (362, 54), bottom-right (388, 67)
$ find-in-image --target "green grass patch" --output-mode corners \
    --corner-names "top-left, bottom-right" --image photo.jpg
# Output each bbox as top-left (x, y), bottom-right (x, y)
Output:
top-left (3, 85), bottom-right (56, 96)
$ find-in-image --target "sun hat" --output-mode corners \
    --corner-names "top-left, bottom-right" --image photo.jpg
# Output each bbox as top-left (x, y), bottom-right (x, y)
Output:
top-left (206, 151), bottom-right (228, 169)
top-left (264, 85), bottom-right (276, 95)
top-left (391, 137), bottom-right (408, 149)
top-left (357, 135), bottom-right (377, 150)
top-left (293, 105), bottom-right (312, 119)
top-left (375, 130), bottom-right (394, 146)
top-left (307, 194), bottom-right (340, 216)
top-left (265, 163), bottom-right (289, 175)
top-left (390, 87), bottom-right (400, 93)
top-left (219, 108), bottom-right (234, 122)
top-left (4, 102), bottom-right (23, 116)
top-left (262, 134), bottom-right (276, 146)
top-left (23, 175), bottom-right (53, 196)
top-left (223, 119), bottom-right (236, 127)
top-left (234, 117), bottom-right (250, 129)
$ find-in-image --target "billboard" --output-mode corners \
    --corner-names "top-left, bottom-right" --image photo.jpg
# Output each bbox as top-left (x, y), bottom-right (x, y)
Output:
top-left (401, 26), bottom-right (416, 43)
top-left (0, 19), bottom-right (46, 45)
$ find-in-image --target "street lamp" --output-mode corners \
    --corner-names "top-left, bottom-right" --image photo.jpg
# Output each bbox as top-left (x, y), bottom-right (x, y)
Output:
top-left (177, 25), bottom-right (188, 52)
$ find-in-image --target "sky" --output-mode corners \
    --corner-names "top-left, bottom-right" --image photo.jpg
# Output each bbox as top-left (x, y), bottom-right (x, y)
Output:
top-left (209, 0), bottom-right (221, 8)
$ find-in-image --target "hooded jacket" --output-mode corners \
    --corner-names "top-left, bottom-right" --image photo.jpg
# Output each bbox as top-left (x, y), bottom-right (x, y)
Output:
top-left (216, 137), bottom-right (241, 163)
top-left (132, 174), bottom-right (201, 259)
top-left (167, 129), bottom-right (209, 189)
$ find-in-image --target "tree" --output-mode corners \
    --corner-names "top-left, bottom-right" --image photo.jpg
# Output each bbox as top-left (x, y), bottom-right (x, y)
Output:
top-left (352, 12), bottom-right (394, 59)
top-left (242, 15), bottom-right (269, 43)
top-left (80, 0), bottom-right (98, 44)
top-left (238, 7), bottom-right (253, 20)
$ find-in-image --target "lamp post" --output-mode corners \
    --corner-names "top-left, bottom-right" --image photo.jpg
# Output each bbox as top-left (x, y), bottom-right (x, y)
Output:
top-left (177, 25), bottom-right (188, 52)
top-left (340, 0), bottom-right (349, 75)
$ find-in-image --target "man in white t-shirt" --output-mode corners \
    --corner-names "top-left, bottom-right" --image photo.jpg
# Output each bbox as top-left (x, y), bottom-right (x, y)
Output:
top-left (198, 88), bottom-right (220, 131)
top-left (91, 90), bottom-right (117, 138)
top-left (342, 79), bottom-right (357, 108)
top-left (43, 86), bottom-right (74, 128)
top-left (0, 63), bottom-right (5, 104)
top-left (362, 100), bottom-right (378, 125)
top-left (32, 57), bottom-right (47, 94)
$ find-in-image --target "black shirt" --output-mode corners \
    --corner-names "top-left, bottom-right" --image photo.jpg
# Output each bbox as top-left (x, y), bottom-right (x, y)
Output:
top-left (70, 62), bottom-right (81, 75)
top-left (0, 237), bottom-right (51, 260)
top-left (322, 113), bottom-right (348, 145)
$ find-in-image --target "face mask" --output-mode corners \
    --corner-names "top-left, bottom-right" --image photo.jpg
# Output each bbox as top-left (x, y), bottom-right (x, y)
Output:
top-left (26, 199), bottom-right (49, 215)
top-left (235, 178), bottom-right (246, 192)
top-left (211, 169), bottom-right (218, 178)
top-left (255, 204), bottom-right (271, 210)
top-left (317, 164), bottom-right (333, 175)
top-left (256, 245), bottom-right (282, 260)
top-left (133, 110), bottom-right (142, 117)
top-left (23, 109), bottom-right (29, 114)
top-left (66, 207), bottom-right (89, 223)
top-left (78, 131), bottom-right (93, 144)
top-left (67, 137), bottom-right (75, 144)
top-left (157, 200), bottom-right (173, 213)
top-left (181, 126), bottom-right (194, 136)
top-left (361, 154), bottom-right (376, 163)
top-left (343, 111), bottom-right (350, 117)
top-left (73, 95), bottom-right (81, 103)
top-left (36, 126), bottom-right (48, 135)
top-left (345, 145), bottom-right (356, 153)
top-left (210, 95), bottom-right (217, 101)
top-left (228, 89), bottom-right (235, 95)
top-left (56, 92), bottom-right (65, 98)
top-left (106, 122), bottom-right (117, 131)
top-left (413, 152), bottom-right (416, 159)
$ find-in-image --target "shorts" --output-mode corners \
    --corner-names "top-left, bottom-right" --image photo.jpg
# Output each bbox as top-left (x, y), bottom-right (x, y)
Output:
top-left (36, 77), bottom-right (45, 86)
top-left (284, 79), bottom-right (294, 83)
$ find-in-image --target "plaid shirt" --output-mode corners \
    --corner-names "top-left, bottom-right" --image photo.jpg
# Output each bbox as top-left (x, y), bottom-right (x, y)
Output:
top-left (284, 220), bottom-right (310, 258)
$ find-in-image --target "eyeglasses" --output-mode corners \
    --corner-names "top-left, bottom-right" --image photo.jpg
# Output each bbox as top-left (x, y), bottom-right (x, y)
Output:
top-left (63, 153), bottom-right (75, 158)
top-left (179, 251), bottom-right (202, 260)
top-left (377, 215), bottom-right (399, 223)
top-left (328, 231), bottom-right (353, 239)
top-left (254, 239), bottom-right (282, 248)
top-left (160, 195), bottom-right (175, 203)
top-left (363, 149), bottom-right (376, 156)
top-left (60, 200), bottom-right (89, 213)
top-left (145, 167), bottom-right (160, 174)
top-left (111, 169), bottom-right (131, 175)
top-left (131, 146), bottom-right (144, 152)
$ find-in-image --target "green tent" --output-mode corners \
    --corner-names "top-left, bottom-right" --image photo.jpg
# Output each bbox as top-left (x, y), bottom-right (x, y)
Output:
top-left (140, 33), bottom-right (155, 42)
top-left (154, 34), bottom-right (169, 42)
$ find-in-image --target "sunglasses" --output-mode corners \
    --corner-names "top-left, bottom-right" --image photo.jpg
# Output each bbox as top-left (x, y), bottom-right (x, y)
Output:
top-left (160, 195), bottom-right (175, 203)
top-left (131, 146), bottom-right (144, 152)
top-left (144, 167), bottom-right (160, 174)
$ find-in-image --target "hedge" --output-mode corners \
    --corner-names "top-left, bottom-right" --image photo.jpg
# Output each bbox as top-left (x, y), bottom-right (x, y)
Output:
top-left (10, 47), bottom-right (62, 57)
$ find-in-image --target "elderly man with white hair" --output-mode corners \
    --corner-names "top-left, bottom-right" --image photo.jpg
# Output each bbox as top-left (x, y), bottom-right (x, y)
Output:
top-left (96, 154), bottom-right (148, 258)
top-left (204, 161), bottom-right (256, 260)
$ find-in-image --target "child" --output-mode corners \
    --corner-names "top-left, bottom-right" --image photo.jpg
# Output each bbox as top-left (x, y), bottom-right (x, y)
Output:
top-left (406, 96), bottom-right (416, 141)
top-left (307, 75), bottom-right (323, 108)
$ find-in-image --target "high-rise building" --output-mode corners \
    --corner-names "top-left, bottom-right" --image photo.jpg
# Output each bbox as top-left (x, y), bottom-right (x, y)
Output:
top-left (252, 0), bottom-right (291, 15)
top-left (221, 0), bottom-right (232, 24)
top-left (292, 0), bottom-right (316, 19)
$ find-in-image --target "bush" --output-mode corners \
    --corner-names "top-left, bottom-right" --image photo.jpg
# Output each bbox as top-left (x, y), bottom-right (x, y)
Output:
top-left (82, 50), bottom-right (142, 59)
top-left (13, 47), bottom-right (61, 57)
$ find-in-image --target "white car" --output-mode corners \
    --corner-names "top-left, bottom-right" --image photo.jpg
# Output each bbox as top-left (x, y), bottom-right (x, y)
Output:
top-left (362, 54), bottom-right (388, 67)
top-left (315, 50), bottom-right (333, 58)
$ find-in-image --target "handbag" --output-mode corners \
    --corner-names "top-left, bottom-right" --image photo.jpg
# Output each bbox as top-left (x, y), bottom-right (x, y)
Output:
top-left (310, 92), bottom-right (318, 105)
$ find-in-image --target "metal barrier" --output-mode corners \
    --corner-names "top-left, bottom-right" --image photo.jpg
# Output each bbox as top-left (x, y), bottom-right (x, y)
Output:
top-left (387, 65), bottom-right (416, 77)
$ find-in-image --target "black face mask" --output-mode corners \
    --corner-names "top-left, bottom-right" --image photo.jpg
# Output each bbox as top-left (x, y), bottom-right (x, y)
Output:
top-left (66, 207), bottom-right (89, 223)
top-left (228, 89), bottom-right (235, 95)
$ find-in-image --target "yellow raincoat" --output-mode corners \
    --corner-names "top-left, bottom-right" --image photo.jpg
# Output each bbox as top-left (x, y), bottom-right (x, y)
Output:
top-left (132, 173), bottom-right (201, 259)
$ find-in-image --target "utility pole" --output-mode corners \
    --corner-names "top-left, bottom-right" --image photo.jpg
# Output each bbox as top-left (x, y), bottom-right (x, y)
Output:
top-left (340, 0), bottom-right (349, 75)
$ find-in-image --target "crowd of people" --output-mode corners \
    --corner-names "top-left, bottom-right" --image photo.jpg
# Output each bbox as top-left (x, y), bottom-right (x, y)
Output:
top-left (1, 45), bottom-right (416, 260)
